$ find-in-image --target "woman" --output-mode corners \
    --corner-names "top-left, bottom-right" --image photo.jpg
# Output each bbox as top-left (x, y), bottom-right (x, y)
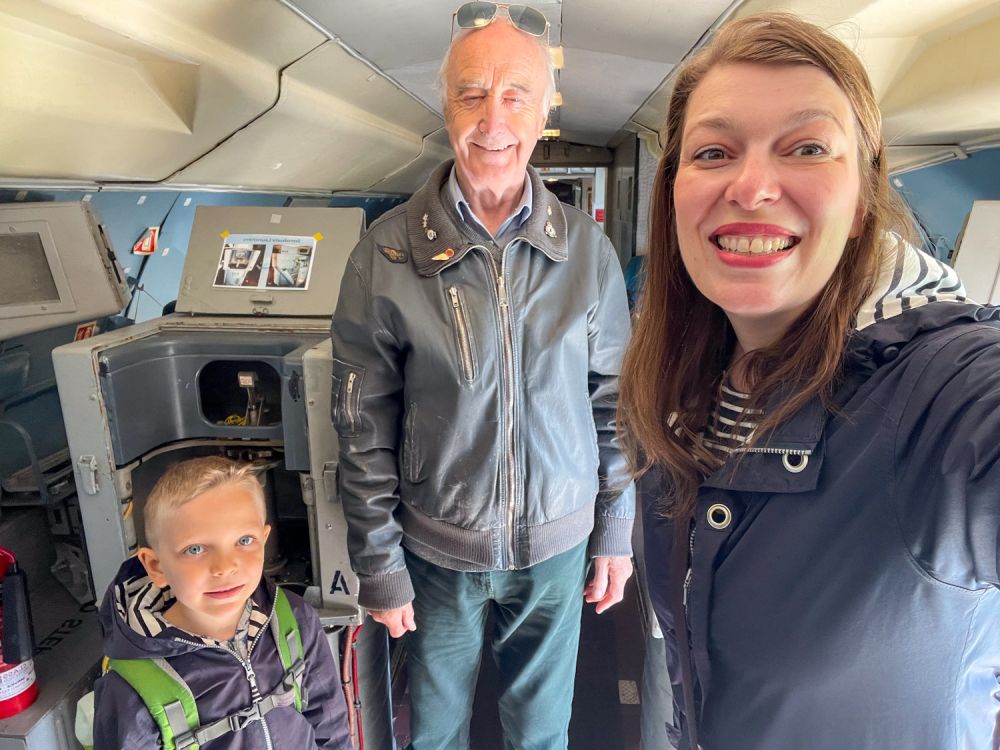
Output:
top-left (620, 13), bottom-right (1000, 750)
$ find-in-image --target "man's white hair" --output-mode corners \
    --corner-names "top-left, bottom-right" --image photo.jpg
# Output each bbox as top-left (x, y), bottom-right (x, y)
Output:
top-left (437, 22), bottom-right (556, 117)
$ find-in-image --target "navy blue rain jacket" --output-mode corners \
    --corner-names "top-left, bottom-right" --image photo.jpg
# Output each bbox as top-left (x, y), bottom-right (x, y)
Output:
top-left (644, 241), bottom-right (1000, 749)
top-left (93, 557), bottom-right (351, 750)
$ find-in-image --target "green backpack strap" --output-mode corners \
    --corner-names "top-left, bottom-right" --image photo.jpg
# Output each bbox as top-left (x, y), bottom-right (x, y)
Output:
top-left (270, 587), bottom-right (305, 712)
top-left (107, 656), bottom-right (200, 750)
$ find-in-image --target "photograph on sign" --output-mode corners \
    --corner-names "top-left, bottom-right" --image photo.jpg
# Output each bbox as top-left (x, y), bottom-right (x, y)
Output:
top-left (212, 234), bottom-right (316, 290)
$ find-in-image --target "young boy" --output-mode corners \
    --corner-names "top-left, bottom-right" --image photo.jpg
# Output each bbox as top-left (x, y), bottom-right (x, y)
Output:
top-left (93, 456), bottom-right (352, 749)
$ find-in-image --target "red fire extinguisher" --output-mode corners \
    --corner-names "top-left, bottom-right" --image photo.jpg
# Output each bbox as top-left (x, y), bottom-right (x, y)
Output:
top-left (0, 547), bottom-right (37, 718)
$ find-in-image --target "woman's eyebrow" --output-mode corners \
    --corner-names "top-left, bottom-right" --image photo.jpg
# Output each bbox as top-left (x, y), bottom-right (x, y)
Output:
top-left (686, 109), bottom-right (846, 137)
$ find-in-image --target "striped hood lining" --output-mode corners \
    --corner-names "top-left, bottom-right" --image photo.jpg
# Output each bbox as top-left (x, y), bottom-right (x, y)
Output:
top-left (854, 235), bottom-right (967, 331)
top-left (113, 572), bottom-right (269, 649)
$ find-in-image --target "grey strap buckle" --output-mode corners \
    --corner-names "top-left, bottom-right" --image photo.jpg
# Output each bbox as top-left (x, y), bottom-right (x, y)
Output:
top-left (226, 704), bottom-right (263, 733)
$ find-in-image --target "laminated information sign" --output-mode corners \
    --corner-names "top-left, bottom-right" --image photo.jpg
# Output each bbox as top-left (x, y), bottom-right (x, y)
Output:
top-left (212, 234), bottom-right (316, 290)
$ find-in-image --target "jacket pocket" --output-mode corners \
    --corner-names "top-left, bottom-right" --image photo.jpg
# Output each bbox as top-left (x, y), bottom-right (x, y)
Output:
top-left (447, 285), bottom-right (477, 383)
top-left (331, 359), bottom-right (364, 438)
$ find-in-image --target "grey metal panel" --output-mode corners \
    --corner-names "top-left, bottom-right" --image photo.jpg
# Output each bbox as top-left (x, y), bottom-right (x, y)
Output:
top-left (0, 202), bottom-right (129, 341)
top-left (53, 314), bottom-right (339, 594)
top-left (175, 205), bottom-right (363, 318)
top-left (302, 339), bottom-right (360, 619)
top-left (280, 341), bottom-right (320, 472)
top-left (52, 322), bottom-right (149, 596)
top-left (96, 329), bottom-right (324, 466)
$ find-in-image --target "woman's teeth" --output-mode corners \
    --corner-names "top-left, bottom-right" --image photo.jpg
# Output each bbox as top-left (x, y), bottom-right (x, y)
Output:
top-left (715, 235), bottom-right (796, 255)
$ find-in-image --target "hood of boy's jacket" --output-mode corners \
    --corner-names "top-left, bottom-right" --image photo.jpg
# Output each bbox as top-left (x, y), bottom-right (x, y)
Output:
top-left (99, 556), bottom-right (276, 660)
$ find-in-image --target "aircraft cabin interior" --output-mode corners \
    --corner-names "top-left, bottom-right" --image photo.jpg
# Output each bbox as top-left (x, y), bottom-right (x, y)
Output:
top-left (0, 0), bottom-right (998, 748)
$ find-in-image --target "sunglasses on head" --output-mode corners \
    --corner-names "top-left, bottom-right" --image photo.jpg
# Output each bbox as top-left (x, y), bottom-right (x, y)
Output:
top-left (453, 2), bottom-right (549, 38)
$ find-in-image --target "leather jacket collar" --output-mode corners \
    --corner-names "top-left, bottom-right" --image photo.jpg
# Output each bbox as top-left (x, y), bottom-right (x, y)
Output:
top-left (406, 160), bottom-right (568, 277)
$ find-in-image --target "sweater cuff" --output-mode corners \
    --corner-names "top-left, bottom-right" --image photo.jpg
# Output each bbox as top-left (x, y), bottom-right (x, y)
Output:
top-left (588, 514), bottom-right (635, 558)
top-left (357, 567), bottom-right (415, 611)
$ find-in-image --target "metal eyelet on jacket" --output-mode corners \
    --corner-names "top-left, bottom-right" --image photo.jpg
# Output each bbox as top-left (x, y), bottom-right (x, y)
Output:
top-left (707, 503), bottom-right (732, 530)
top-left (782, 453), bottom-right (809, 473)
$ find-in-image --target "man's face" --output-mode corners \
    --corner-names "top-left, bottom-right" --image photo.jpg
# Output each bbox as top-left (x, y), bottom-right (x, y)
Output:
top-left (444, 22), bottom-right (549, 200)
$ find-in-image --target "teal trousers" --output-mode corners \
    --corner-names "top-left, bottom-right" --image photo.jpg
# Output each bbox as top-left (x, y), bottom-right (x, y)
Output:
top-left (405, 542), bottom-right (588, 750)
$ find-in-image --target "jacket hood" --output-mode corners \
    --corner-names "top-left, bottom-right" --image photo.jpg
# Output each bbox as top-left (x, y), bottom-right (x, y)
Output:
top-left (706, 237), bottom-right (1000, 471)
top-left (850, 235), bottom-right (999, 356)
top-left (404, 160), bottom-right (568, 277)
top-left (99, 556), bottom-right (275, 660)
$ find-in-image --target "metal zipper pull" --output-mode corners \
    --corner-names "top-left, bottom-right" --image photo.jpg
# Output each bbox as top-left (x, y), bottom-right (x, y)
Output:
top-left (347, 372), bottom-right (356, 394)
top-left (497, 276), bottom-right (508, 307)
top-left (449, 287), bottom-right (460, 307)
top-left (245, 664), bottom-right (259, 692)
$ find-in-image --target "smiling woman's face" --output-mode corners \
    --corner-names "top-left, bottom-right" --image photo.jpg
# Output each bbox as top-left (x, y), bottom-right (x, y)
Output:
top-left (673, 62), bottom-right (864, 347)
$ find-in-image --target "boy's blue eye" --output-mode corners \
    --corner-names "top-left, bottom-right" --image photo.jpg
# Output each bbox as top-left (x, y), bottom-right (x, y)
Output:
top-left (183, 544), bottom-right (204, 556)
top-left (237, 535), bottom-right (255, 547)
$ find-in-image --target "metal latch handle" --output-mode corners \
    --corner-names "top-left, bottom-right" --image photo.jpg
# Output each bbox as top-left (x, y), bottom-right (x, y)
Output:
top-left (77, 455), bottom-right (99, 495)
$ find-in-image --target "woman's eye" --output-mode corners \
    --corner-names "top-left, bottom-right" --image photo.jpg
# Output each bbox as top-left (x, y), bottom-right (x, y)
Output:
top-left (237, 535), bottom-right (255, 547)
top-left (793, 143), bottom-right (828, 157)
top-left (693, 147), bottom-right (727, 162)
top-left (183, 544), bottom-right (204, 556)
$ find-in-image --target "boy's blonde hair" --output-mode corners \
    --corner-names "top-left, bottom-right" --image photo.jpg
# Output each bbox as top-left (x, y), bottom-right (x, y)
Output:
top-left (143, 456), bottom-right (266, 548)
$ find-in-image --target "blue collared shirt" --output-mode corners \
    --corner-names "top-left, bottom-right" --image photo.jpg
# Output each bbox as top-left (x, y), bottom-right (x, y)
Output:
top-left (447, 166), bottom-right (533, 246)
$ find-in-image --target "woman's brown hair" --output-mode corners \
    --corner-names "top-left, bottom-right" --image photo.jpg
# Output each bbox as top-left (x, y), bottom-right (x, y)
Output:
top-left (619, 12), bottom-right (914, 517)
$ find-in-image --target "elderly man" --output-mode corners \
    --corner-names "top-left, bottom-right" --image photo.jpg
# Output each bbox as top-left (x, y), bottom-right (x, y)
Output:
top-left (330, 4), bottom-right (634, 748)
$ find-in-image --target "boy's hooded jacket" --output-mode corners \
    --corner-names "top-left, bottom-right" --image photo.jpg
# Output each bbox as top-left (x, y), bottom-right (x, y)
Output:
top-left (643, 240), bottom-right (1000, 750)
top-left (94, 557), bottom-right (351, 750)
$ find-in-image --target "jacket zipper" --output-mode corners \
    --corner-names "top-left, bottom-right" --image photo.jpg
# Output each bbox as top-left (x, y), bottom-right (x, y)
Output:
top-left (448, 286), bottom-right (475, 382)
top-left (683, 522), bottom-right (696, 616)
top-left (345, 371), bottom-right (357, 435)
top-left (737, 445), bottom-right (812, 473)
top-left (171, 598), bottom-right (278, 750)
top-left (736, 446), bottom-right (812, 456)
top-left (481, 249), bottom-right (518, 570)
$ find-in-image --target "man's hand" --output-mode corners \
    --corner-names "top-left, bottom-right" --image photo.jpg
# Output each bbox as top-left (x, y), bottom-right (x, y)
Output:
top-left (584, 556), bottom-right (633, 614)
top-left (368, 603), bottom-right (417, 638)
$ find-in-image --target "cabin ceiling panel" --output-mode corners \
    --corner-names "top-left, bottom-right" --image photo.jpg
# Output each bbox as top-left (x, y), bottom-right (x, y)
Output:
top-left (368, 129), bottom-right (455, 194)
top-left (166, 42), bottom-right (446, 191)
top-left (292, 0), bottom-right (458, 73)
top-left (289, 0), bottom-right (563, 116)
top-left (287, 0), bottom-right (733, 149)
top-left (561, 0), bottom-right (731, 63)
top-left (0, 0), bottom-right (324, 182)
top-left (557, 49), bottom-right (672, 146)
top-left (852, 0), bottom-right (1000, 39)
top-left (880, 17), bottom-right (1000, 147)
top-left (851, 36), bottom-right (924, 100)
